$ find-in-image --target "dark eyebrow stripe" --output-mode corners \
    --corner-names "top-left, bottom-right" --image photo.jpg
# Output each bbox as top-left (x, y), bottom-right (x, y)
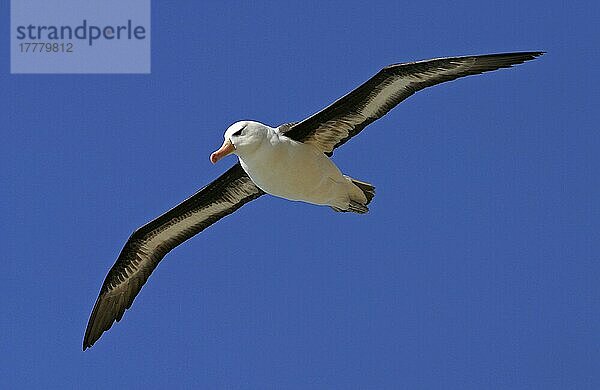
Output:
top-left (233, 124), bottom-right (247, 136)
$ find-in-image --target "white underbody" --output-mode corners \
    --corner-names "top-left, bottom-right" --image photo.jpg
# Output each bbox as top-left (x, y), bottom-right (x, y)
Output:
top-left (235, 128), bottom-right (365, 210)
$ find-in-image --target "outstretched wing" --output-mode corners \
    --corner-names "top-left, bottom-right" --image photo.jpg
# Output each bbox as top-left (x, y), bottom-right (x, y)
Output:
top-left (283, 52), bottom-right (544, 155)
top-left (83, 163), bottom-right (264, 350)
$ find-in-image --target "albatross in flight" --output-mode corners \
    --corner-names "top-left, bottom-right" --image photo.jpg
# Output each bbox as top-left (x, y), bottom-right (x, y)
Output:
top-left (84, 51), bottom-right (544, 349)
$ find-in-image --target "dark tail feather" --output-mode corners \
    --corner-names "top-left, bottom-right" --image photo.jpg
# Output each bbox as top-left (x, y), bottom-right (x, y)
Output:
top-left (330, 177), bottom-right (376, 214)
top-left (330, 201), bottom-right (369, 214)
top-left (350, 178), bottom-right (375, 205)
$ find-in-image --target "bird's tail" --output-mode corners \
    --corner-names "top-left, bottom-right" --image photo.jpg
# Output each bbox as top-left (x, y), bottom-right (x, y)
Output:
top-left (331, 176), bottom-right (375, 214)
top-left (349, 177), bottom-right (375, 205)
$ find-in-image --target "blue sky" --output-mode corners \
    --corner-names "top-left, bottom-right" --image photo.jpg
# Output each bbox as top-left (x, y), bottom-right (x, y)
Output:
top-left (2, 1), bottom-right (598, 388)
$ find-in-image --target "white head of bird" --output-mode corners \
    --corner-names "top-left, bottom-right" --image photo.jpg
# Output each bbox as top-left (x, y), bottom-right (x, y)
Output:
top-left (210, 121), bottom-right (270, 164)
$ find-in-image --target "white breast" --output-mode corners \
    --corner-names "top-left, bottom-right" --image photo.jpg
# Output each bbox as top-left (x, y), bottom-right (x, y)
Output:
top-left (237, 131), bottom-right (349, 206)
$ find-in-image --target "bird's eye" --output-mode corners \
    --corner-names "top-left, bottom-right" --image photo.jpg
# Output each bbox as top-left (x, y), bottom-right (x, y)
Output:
top-left (232, 124), bottom-right (248, 137)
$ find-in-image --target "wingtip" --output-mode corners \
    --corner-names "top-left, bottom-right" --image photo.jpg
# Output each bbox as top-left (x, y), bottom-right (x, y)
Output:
top-left (83, 331), bottom-right (102, 350)
top-left (82, 334), bottom-right (93, 351)
top-left (530, 51), bottom-right (546, 57)
top-left (497, 51), bottom-right (545, 60)
top-left (513, 51), bottom-right (545, 63)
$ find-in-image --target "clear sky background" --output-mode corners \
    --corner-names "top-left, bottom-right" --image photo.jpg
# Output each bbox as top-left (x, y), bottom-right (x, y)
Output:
top-left (2, 1), bottom-right (598, 388)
